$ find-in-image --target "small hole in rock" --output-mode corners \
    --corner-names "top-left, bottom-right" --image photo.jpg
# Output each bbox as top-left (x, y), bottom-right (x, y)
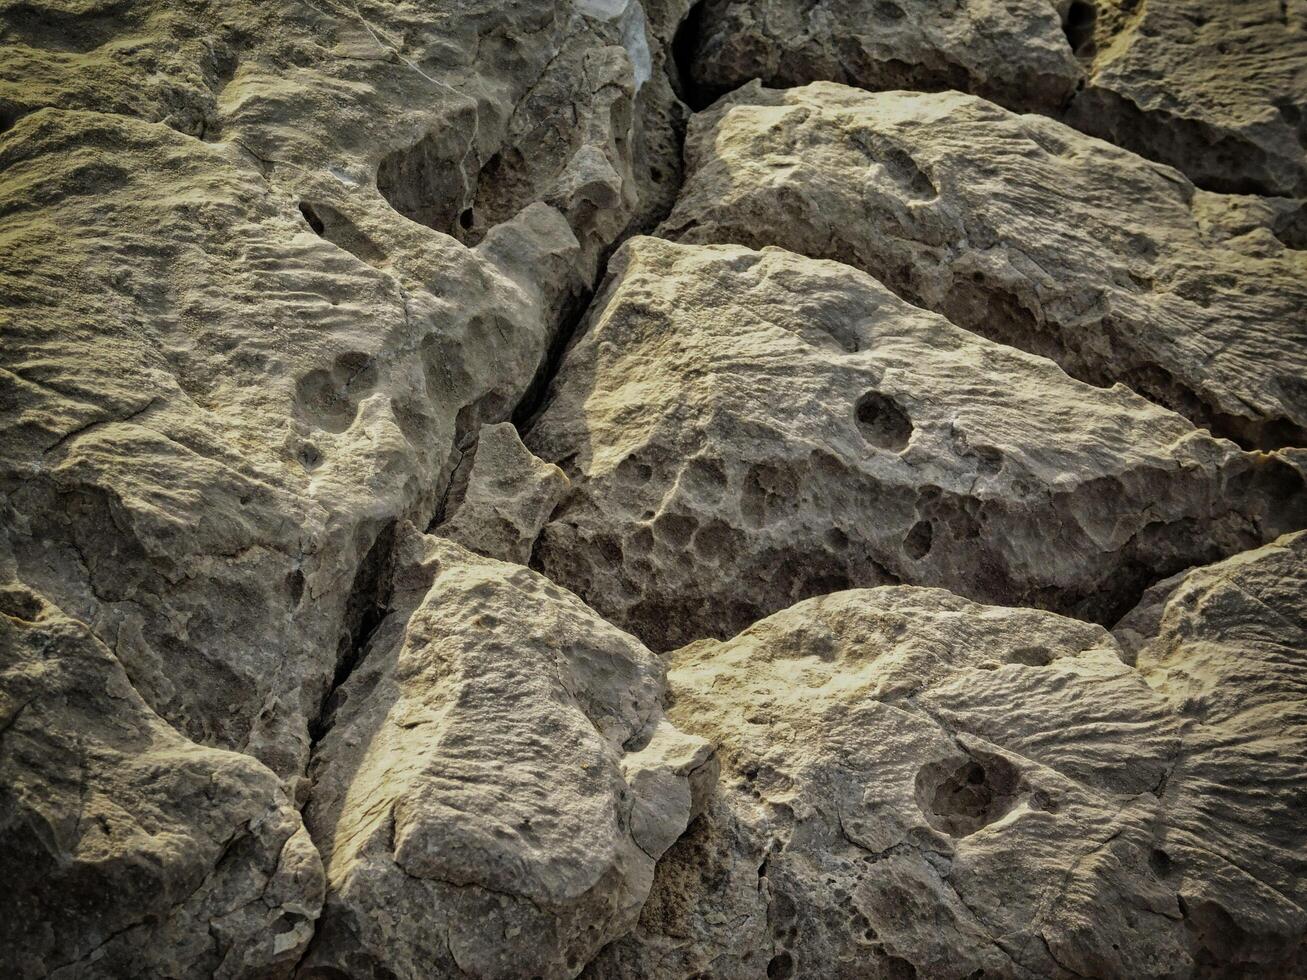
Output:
top-left (855, 391), bottom-right (913, 451)
top-left (459, 207), bottom-right (474, 230)
top-left (1063, 0), bottom-right (1097, 57)
top-left (903, 520), bottom-right (933, 560)
top-left (1007, 645), bottom-right (1053, 667)
top-left (299, 202), bottom-right (325, 236)
top-left (915, 751), bottom-right (1022, 837)
top-left (767, 952), bottom-right (795, 979)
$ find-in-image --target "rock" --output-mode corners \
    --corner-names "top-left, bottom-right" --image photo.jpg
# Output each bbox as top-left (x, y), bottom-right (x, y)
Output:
top-left (590, 584), bottom-right (1307, 978)
top-left (0, 573), bottom-right (324, 978)
top-left (298, 525), bottom-right (715, 979)
top-left (524, 235), bottom-right (1304, 651)
top-left (0, 107), bottom-right (583, 781)
top-left (661, 83), bottom-right (1307, 449)
top-left (436, 422), bottom-right (570, 565)
top-left (1064, 0), bottom-right (1307, 197)
top-left (675, 0), bottom-right (1082, 112)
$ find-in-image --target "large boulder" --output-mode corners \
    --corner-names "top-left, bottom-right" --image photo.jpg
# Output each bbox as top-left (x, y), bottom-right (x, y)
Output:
top-left (0, 572), bottom-right (324, 978)
top-left (661, 83), bottom-right (1307, 449)
top-left (1064, 0), bottom-right (1307, 197)
top-left (525, 235), bottom-right (1304, 651)
top-left (675, 0), bottom-right (1082, 112)
top-left (298, 526), bottom-right (715, 979)
top-left (590, 582), bottom-right (1307, 978)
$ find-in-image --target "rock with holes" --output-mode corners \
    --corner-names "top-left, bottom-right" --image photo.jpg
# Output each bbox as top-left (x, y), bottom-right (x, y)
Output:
top-left (0, 574), bottom-right (325, 978)
top-left (589, 584), bottom-right (1307, 978)
top-left (676, 0), bottom-right (1082, 112)
top-left (298, 526), bottom-right (716, 979)
top-left (0, 0), bottom-right (684, 277)
top-left (1063, 0), bottom-right (1307, 197)
top-left (661, 83), bottom-right (1307, 448)
top-left (0, 107), bottom-right (582, 782)
top-left (436, 422), bottom-right (570, 565)
top-left (524, 235), bottom-right (1304, 651)
top-left (1111, 530), bottom-right (1307, 974)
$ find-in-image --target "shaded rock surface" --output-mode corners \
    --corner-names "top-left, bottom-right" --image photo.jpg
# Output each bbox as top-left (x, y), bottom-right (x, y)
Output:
top-left (526, 235), bottom-right (1304, 650)
top-left (661, 83), bottom-right (1307, 448)
top-left (590, 581), bottom-right (1307, 978)
top-left (435, 422), bottom-right (570, 565)
top-left (299, 525), bottom-right (714, 979)
top-left (678, 0), bottom-right (1082, 111)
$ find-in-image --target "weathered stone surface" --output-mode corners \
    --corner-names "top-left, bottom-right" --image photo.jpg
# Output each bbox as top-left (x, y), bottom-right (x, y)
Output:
top-left (1065, 0), bottom-right (1307, 198)
top-left (0, 572), bottom-right (324, 979)
top-left (299, 526), bottom-right (715, 979)
top-left (525, 235), bottom-right (1304, 650)
top-left (590, 583), bottom-right (1307, 978)
top-left (436, 422), bottom-right (570, 565)
top-left (661, 83), bottom-right (1307, 448)
top-left (676, 0), bottom-right (1082, 112)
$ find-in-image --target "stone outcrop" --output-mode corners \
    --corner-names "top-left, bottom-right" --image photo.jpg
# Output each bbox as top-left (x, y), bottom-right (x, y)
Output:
top-left (676, 0), bottom-right (1082, 112)
top-left (435, 422), bottom-right (571, 564)
top-left (1065, 0), bottom-right (1307, 198)
top-left (0, 573), bottom-right (324, 978)
top-left (298, 526), bottom-right (714, 979)
top-left (525, 235), bottom-right (1304, 650)
top-left (589, 580), bottom-right (1307, 978)
top-left (661, 83), bottom-right (1307, 448)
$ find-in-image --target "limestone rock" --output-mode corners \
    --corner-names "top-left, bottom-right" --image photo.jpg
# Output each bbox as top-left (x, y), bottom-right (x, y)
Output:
top-left (590, 585), bottom-right (1307, 978)
top-left (525, 235), bottom-right (1304, 651)
top-left (1065, 0), bottom-right (1307, 197)
top-left (0, 574), bottom-right (324, 978)
top-left (661, 83), bottom-right (1307, 448)
top-left (677, 0), bottom-right (1082, 112)
top-left (436, 422), bottom-right (570, 565)
top-left (298, 526), bottom-right (715, 979)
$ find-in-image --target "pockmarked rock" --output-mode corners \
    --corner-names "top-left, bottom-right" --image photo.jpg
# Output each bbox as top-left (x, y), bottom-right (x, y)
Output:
top-left (0, 107), bottom-right (581, 780)
top-left (525, 235), bottom-right (1305, 650)
top-left (590, 585), bottom-right (1307, 979)
top-left (299, 526), bottom-right (715, 979)
top-left (661, 83), bottom-right (1307, 449)
top-left (0, 573), bottom-right (324, 979)
top-left (677, 0), bottom-right (1082, 112)
top-left (1064, 0), bottom-right (1307, 197)
top-left (435, 422), bottom-right (570, 565)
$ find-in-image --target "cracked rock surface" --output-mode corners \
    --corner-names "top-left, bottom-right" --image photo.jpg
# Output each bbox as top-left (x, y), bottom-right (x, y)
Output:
top-left (3, 0), bottom-right (1306, 977)
top-left (662, 83), bottom-right (1307, 449)
top-left (525, 235), bottom-right (1304, 650)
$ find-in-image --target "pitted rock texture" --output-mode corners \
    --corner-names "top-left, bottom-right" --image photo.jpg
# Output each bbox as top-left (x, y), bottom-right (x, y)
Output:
top-left (525, 235), bottom-right (1304, 650)
top-left (661, 83), bottom-right (1307, 449)
top-left (436, 422), bottom-right (571, 564)
top-left (677, 0), bottom-right (1082, 112)
top-left (0, 574), bottom-right (324, 979)
top-left (1065, 0), bottom-right (1307, 198)
top-left (589, 584), bottom-right (1307, 979)
top-left (299, 526), bottom-right (715, 979)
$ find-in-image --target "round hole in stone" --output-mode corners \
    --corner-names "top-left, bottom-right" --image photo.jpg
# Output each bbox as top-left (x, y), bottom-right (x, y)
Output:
top-left (903, 519), bottom-right (933, 559)
top-left (1007, 645), bottom-right (1053, 667)
top-left (915, 750), bottom-right (1022, 837)
top-left (855, 391), bottom-right (912, 451)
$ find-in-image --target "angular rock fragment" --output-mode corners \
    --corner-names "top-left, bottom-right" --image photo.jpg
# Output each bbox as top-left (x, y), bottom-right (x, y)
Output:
top-left (589, 584), bottom-right (1307, 978)
top-left (0, 575), bottom-right (324, 979)
top-left (675, 0), bottom-right (1082, 112)
top-left (526, 236), bottom-right (1304, 650)
top-left (436, 422), bottom-right (570, 565)
top-left (1065, 0), bottom-right (1307, 197)
top-left (299, 526), bottom-right (715, 979)
top-left (662, 83), bottom-right (1307, 448)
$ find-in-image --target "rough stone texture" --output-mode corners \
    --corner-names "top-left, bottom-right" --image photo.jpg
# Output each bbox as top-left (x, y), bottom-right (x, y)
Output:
top-left (0, 571), bottom-right (324, 979)
top-left (677, 0), bottom-right (1082, 112)
top-left (661, 83), bottom-right (1307, 449)
top-left (589, 584), bottom-right (1307, 979)
top-left (525, 235), bottom-right (1304, 651)
top-left (436, 422), bottom-right (570, 565)
top-left (299, 526), bottom-right (715, 979)
top-left (1065, 0), bottom-right (1307, 198)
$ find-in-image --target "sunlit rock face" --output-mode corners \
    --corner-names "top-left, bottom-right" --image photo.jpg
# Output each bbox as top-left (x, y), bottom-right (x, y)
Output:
top-left (2, 0), bottom-right (1306, 977)
top-left (525, 235), bottom-right (1304, 651)
top-left (660, 83), bottom-right (1307, 450)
